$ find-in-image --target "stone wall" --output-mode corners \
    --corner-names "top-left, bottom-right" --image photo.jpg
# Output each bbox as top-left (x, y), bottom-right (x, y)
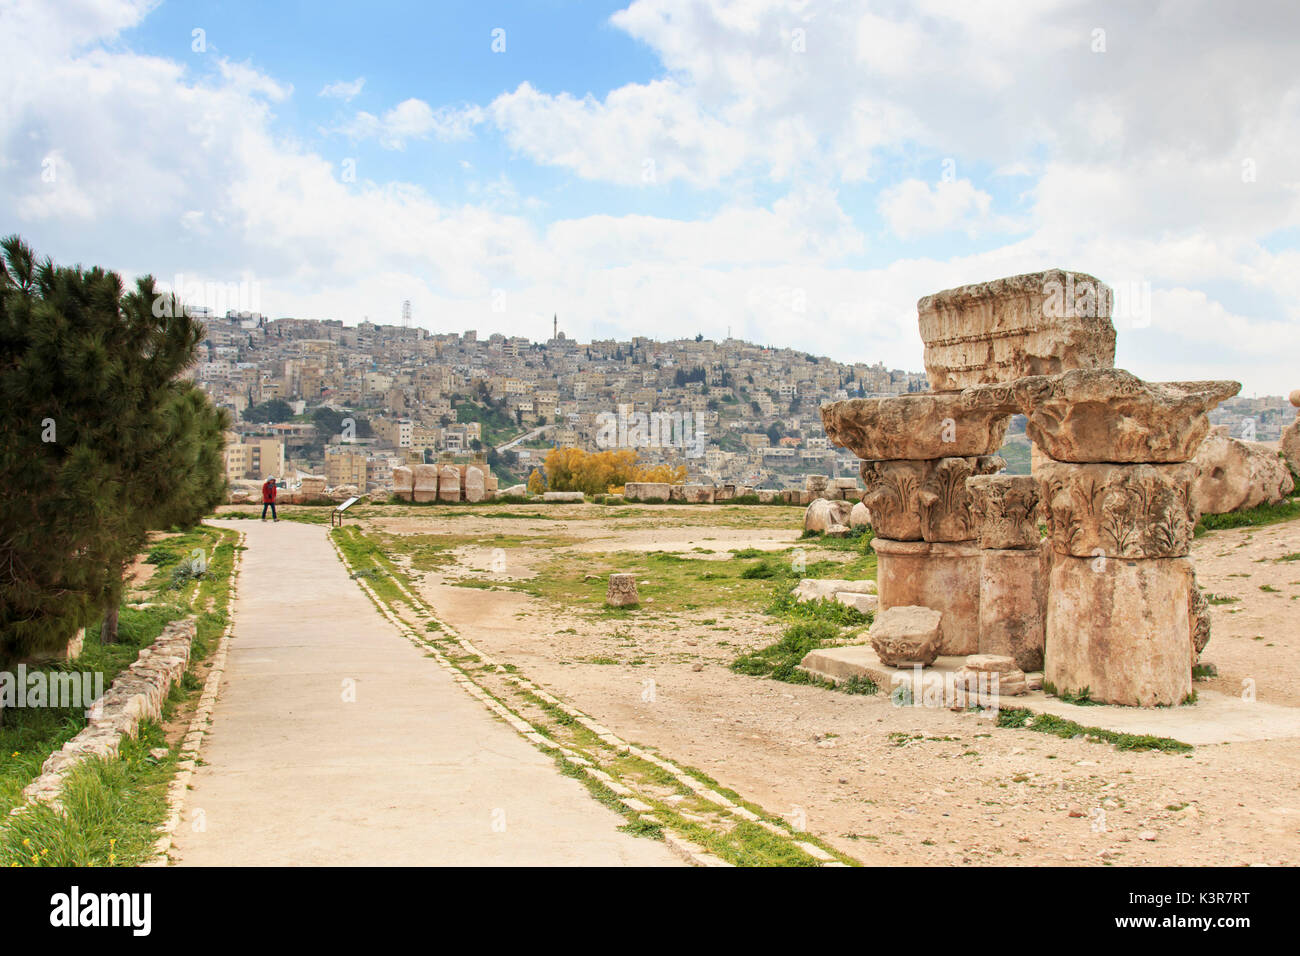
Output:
top-left (19, 617), bottom-right (197, 808)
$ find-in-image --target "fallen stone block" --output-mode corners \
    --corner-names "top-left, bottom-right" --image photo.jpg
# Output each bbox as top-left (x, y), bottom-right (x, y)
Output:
top-left (869, 606), bottom-right (943, 667)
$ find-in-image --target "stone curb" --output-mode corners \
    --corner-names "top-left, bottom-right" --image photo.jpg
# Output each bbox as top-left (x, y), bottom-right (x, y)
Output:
top-left (144, 526), bottom-right (245, 866)
top-left (13, 617), bottom-right (199, 814)
top-left (331, 533), bottom-right (844, 869)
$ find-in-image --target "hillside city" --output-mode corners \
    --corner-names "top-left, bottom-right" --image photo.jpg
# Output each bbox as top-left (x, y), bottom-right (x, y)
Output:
top-left (192, 308), bottom-right (1293, 494)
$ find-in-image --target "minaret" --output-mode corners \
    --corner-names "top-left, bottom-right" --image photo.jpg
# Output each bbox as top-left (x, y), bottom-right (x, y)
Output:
top-left (553, 314), bottom-right (557, 340)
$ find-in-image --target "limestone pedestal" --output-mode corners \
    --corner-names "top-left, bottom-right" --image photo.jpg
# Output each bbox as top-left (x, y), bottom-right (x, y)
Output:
top-left (1045, 555), bottom-right (1193, 707)
top-left (438, 465), bottom-right (461, 502)
top-left (978, 543), bottom-right (1048, 672)
top-left (412, 464), bottom-right (438, 503)
top-left (872, 537), bottom-right (981, 655)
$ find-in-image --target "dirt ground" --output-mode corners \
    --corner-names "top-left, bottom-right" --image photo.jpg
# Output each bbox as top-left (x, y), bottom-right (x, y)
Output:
top-left (357, 502), bottom-right (1300, 866)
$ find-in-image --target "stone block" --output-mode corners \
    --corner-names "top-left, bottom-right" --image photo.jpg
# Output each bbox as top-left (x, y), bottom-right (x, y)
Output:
top-left (543, 491), bottom-right (586, 502)
top-left (792, 578), bottom-right (877, 602)
top-left (861, 456), bottom-right (1003, 542)
top-left (966, 473), bottom-right (1041, 550)
top-left (463, 465), bottom-right (486, 503)
top-left (978, 542), bottom-right (1048, 672)
top-left (1036, 459), bottom-right (1197, 558)
top-left (804, 497), bottom-right (853, 533)
top-left (1190, 427), bottom-right (1294, 515)
top-left (412, 464), bottom-right (439, 503)
top-left (1045, 554), bottom-right (1193, 707)
top-left (683, 484), bottom-right (715, 504)
top-left (966, 368), bottom-right (1240, 463)
top-left (624, 482), bottom-right (671, 501)
top-left (438, 465), bottom-right (461, 502)
top-left (869, 606), bottom-right (943, 667)
top-left (606, 573), bottom-right (640, 607)
top-left (821, 393), bottom-right (1011, 459)
top-left (918, 269), bottom-right (1117, 391)
top-left (834, 591), bottom-right (878, 614)
top-left (299, 475), bottom-right (328, 499)
top-left (872, 537), bottom-right (981, 655)
top-left (954, 654), bottom-right (1028, 697)
top-left (850, 501), bottom-right (871, 527)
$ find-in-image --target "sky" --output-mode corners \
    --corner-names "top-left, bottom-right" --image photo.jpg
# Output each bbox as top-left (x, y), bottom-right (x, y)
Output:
top-left (1, 0), bottom-right (1298, 395)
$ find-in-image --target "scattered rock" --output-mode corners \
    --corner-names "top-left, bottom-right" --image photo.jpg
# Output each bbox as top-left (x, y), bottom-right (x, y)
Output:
top-left (1191, 426), bottom-right (1294, 514)
top-left (869, 606), bottom-right (943, 667)
top-left (804, 497), bottom-right (853, 533)
top-left (606, 573), bottom-right (639, 607)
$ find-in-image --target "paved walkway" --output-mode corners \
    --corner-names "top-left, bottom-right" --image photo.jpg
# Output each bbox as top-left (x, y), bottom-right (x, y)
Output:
top-left (172, 519), bottom-right (679, 866)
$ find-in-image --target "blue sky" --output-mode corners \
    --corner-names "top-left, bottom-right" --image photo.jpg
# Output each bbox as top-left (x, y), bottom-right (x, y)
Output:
top-left (2, 0), bottom-right (1298, 394)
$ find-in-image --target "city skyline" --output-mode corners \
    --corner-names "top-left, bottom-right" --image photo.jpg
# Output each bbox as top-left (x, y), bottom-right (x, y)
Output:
top-left (2, 0), bottom-right (1297, 396)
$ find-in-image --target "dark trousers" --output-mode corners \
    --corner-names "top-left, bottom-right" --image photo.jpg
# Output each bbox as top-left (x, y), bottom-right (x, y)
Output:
top-left (262, 502), bottom-right (277, 519)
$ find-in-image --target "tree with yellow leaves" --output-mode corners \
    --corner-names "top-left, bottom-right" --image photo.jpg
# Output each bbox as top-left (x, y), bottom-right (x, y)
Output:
top-left (540, 447), bottom-right (686, 495)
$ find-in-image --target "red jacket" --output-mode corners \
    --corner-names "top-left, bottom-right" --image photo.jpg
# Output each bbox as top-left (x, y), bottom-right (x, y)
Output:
top-left (262, 480), bottom-right (277, 503)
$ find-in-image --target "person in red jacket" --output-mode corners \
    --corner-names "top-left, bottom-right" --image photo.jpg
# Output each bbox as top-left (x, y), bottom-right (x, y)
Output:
top-left (261, 476), bottom-right (279, 521)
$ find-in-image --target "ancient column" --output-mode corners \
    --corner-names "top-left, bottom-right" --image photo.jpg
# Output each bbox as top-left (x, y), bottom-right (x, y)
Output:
top-left (824, 393), bottom-right (1008, 656)
top-left (438, 464), bottom-right (462, 503)
top-left (1005, 368), bottom-right (1240, 706)
top-left (411, 464), bottom-right (438, 503)
top-left (966, 473), bottom-right (1047, 672)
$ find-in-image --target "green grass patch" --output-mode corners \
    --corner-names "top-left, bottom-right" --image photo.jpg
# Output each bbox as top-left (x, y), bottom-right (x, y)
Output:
top-left (0, 722), bottom-right (177, 866)
top-left (1194, 497), bottom-right (1300, 535)
top-left (995, 707), bottom-right (1192, 752)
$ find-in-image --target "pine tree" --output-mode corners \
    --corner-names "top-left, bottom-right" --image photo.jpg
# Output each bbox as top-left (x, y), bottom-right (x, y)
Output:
top-left (0, 236), bottom-right (228, 669)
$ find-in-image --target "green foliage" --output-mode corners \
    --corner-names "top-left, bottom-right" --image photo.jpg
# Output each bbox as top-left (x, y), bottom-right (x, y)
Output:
top-left (995, 707), bottom-right (1192, 752)
top-left (0, 235), bottom-right (228, 664)
top-left (1194, 497), bottom-right (1300, 535)
top-left (243, 398), bottom-right (292, 423)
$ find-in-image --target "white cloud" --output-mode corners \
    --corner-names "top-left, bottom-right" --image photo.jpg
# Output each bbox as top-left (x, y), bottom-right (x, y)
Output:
top-left (877, 178), bottom-right (996, 240)
top-left (334, 98), bottom-right (483, 149)
top-left (2, 0), bottom-right (1299, 397)
top-left (319, 76), bottom-right (364, 102)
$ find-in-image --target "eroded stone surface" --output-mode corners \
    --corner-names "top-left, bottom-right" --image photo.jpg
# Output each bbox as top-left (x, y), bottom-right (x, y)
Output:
top-left (464, 466), bottom-right (486, 503)
top-left (804, 497), bottom-right (853, 533)
top-left (872, 537), bottom-right (981, 654)
top-left (869, 605), bottom-right (943, 667)
top-left (606, 573), bottom-right (640, 607)
top-left (965, 368), bottom-right (1240, 463)
top-left (1045, 555), bottom-right (1193, 707)
top-left (918, 269), bottom-right (1117, 391)
top-left (966, 474), bottom-right (1041, 550)
top-left (412, 464), bottom-right (439, 503)
top-left (1190, 427), bottom-right (1295, 514)
top-left (850, 501), bottom-right (871, 528)
top-left (1283, 421), bottom-right (1300, 479)
top-left (793, 578), bottom-right (877, 602)
top-left (1036, 459), bottom-right (1198, 558)
top-left (978, 543), bottom-right (1048, 672)
top-left (821, 393), bottom-right (1011, 459)
top-left (955, 654), bottom-right (1028, 697)
top-left (438, 465), bottom-right (461, 502)
top-left (861, 456), bottom-right (1004, 542)
top-left (1190, 574), bottom-right (1211, 666)
top-left (624, 482), bottom-right (672, 501)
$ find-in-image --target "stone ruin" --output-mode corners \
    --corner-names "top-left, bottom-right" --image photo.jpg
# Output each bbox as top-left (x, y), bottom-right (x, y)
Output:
top-left (820, 269), bottom-right (1240, 707)
top-left (391, 460), bottom-right (498, 504)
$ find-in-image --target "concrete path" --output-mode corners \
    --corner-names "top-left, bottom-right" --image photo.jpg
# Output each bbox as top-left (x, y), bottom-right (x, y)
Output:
top-left (171, 518), bottom-right (679, 866)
